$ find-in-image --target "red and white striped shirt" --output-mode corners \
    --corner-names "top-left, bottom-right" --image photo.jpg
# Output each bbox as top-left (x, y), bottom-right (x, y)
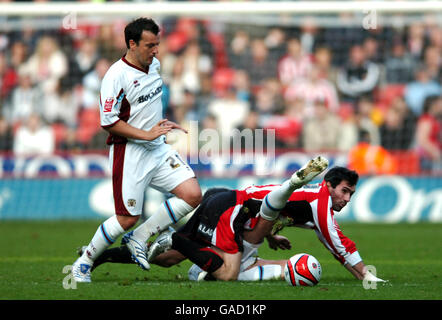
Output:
top-left (283, 79), bottom-right (340, 116)
top-left (278, 54), bottom-right (313, 86)
top-left (237, 182), bottom-right (362, 266)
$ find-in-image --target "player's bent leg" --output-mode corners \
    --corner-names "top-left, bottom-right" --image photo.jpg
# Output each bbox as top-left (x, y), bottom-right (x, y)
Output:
top-left (77, 243), bottom-right (186, 273)
top-left (116, 215), bottom-right (140, 231)
top-left (161, 231), bottom-right (231, 279)
top-left (290, 155), bottom-right (329, 188)
top-left (77, 245), bottom-right (135, 272)
top-left (237, 264), bottom-right (283, 281)
top-left (151, 249), bottom-right (186, 268)
top-left (237, 259), bottom-right (286, 281)
top-left (259, 156), bottom-right (329, 222)
top-left (171, 177), bottom-right (203, 208)
top-left (129, 178), bottom-right (202, 251)
top-left (210, 250), bottom-right (242, 281)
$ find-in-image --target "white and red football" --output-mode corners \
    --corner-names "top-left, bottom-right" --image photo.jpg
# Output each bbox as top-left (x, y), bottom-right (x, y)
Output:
top-left (284, 253), bottom-right (322, 287)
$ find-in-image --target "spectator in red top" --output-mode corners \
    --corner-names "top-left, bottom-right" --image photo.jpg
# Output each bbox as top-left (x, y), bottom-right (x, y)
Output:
top-left (264, 98), bottom-right (304, 149)
top-left (0, 52), bottom-right (18, 104)
top-left (416, 95), bottom-right (442, 172)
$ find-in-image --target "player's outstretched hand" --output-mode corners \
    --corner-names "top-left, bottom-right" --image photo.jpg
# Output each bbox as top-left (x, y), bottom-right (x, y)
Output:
top-left (266, 234), bottom-right (292, 251)
top-left (162, 120), bottom-right (188, 134)
top-left (146, 119), bottom-right (174, 140)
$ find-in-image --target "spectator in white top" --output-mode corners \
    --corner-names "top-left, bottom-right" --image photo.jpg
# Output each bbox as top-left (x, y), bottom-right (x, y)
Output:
top-left (7, 68), bottom-right (43, 126)
top-left (13, 113), bottom-right (55, 156)
top-left (208, 86), bottom-right (250, 143)
top-left (20, 35), bottom-right (68, 95)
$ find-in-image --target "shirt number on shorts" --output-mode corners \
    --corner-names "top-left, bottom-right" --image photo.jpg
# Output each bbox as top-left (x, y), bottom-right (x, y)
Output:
top-left (166, 155), bottom-right (182, 169)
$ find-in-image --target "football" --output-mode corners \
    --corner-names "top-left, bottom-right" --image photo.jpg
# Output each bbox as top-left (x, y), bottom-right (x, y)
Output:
top-left (284, 253), bottom-right (322, 286)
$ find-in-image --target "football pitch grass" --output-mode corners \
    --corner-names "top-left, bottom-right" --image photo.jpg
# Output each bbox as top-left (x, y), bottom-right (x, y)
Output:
top-left (0, 221), bottom-right (441, 300)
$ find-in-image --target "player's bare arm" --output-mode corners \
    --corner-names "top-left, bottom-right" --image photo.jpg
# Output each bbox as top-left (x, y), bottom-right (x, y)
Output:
top-left (347, 261), bottom-right (387, 282)
top-left (105, 118), bottom-right (173, 141)
top-left (344, 261), bottom-right (365, 280)
top-left (243, 217), bottom-right (274, 245)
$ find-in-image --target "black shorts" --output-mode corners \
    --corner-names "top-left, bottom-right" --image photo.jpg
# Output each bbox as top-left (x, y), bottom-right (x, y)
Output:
top-left (178, 189), bottom-right (247, 254)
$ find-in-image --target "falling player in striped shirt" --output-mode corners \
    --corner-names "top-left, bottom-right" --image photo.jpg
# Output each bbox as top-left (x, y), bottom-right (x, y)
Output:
top-left (146, 165), bottom-right (386, 282)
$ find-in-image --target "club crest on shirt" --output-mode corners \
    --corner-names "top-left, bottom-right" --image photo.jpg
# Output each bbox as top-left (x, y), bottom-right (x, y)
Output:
top-left (127, 199), bottom-right (137, 207)
top-left (103, 97), bottom-right (114, 112)
top-left (133, 80), bottom-right (140, 88)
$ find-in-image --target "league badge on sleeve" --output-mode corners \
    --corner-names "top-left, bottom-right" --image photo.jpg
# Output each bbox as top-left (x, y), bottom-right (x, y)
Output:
top-left (103, 98), bottom-right (115, 112)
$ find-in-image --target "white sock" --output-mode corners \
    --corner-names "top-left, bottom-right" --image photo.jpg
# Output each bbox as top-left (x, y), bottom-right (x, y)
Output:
top-left (80, 215), bottom-right (125, 264)
top-left (132, 197), bottom-right (195, 243)
top-left (238, 265), bottom-right (283, 281)
top-left (259, 180), bottom-right (297, 221)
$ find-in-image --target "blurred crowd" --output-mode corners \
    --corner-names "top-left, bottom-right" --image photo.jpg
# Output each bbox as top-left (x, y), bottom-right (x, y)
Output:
top-left (0, 12), bottom-right (440, 173)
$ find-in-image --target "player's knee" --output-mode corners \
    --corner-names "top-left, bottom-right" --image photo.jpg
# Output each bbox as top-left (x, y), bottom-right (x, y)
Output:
top-left (215, 270), bottom-right (239, 281)
top-left (116, 215), bottom-right (140, 230)
top-left (212, 264), bottom-right (239, 281)
top-left (185, 188), bottom-right (203, 208)
top-left (152, 253), bottom-right (184, 268)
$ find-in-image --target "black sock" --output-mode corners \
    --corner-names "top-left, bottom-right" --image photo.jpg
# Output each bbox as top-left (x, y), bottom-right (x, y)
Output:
top-left (171, 233), bottom-right (224, 273)
top-left (92, 246), bottom-right (134, 271)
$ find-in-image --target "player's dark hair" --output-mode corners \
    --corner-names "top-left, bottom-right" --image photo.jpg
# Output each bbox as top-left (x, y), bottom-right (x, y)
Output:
top-left (124, 17), bottom-right (160, 49)
top-left (324, 166), bottom-right (359, 188)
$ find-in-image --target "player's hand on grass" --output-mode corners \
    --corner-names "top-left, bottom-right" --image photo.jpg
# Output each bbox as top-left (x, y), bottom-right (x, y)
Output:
top-left (266, 234), bottom-right (292, 251)
top-left (363, 270), bottom-right (388, 283)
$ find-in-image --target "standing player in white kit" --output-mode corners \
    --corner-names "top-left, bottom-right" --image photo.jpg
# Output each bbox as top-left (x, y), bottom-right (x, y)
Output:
top-left (72, 18), bottom-right (202, 282)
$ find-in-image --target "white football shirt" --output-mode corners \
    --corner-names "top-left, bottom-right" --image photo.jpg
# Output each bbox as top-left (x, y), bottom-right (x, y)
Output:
top-left (99, 56), bottom-right (165, 150)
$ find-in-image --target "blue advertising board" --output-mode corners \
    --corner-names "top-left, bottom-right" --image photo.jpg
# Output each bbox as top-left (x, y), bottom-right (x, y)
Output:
top-left (0, 176), bottom-right (440, 222)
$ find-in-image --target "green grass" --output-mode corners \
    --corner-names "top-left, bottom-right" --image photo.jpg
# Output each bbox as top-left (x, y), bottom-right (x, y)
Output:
top-left (0, 221), bottom-right (441, 300)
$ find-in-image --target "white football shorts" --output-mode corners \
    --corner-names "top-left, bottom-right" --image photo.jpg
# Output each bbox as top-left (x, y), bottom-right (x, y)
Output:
top-left (109, 142), bottom-right (195, 216)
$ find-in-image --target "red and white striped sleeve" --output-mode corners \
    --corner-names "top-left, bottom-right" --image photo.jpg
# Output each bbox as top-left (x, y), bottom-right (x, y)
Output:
top-left (241, 184), bottom-right (279, 200)
top-left (311, 188), bottom-right (362, 266)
